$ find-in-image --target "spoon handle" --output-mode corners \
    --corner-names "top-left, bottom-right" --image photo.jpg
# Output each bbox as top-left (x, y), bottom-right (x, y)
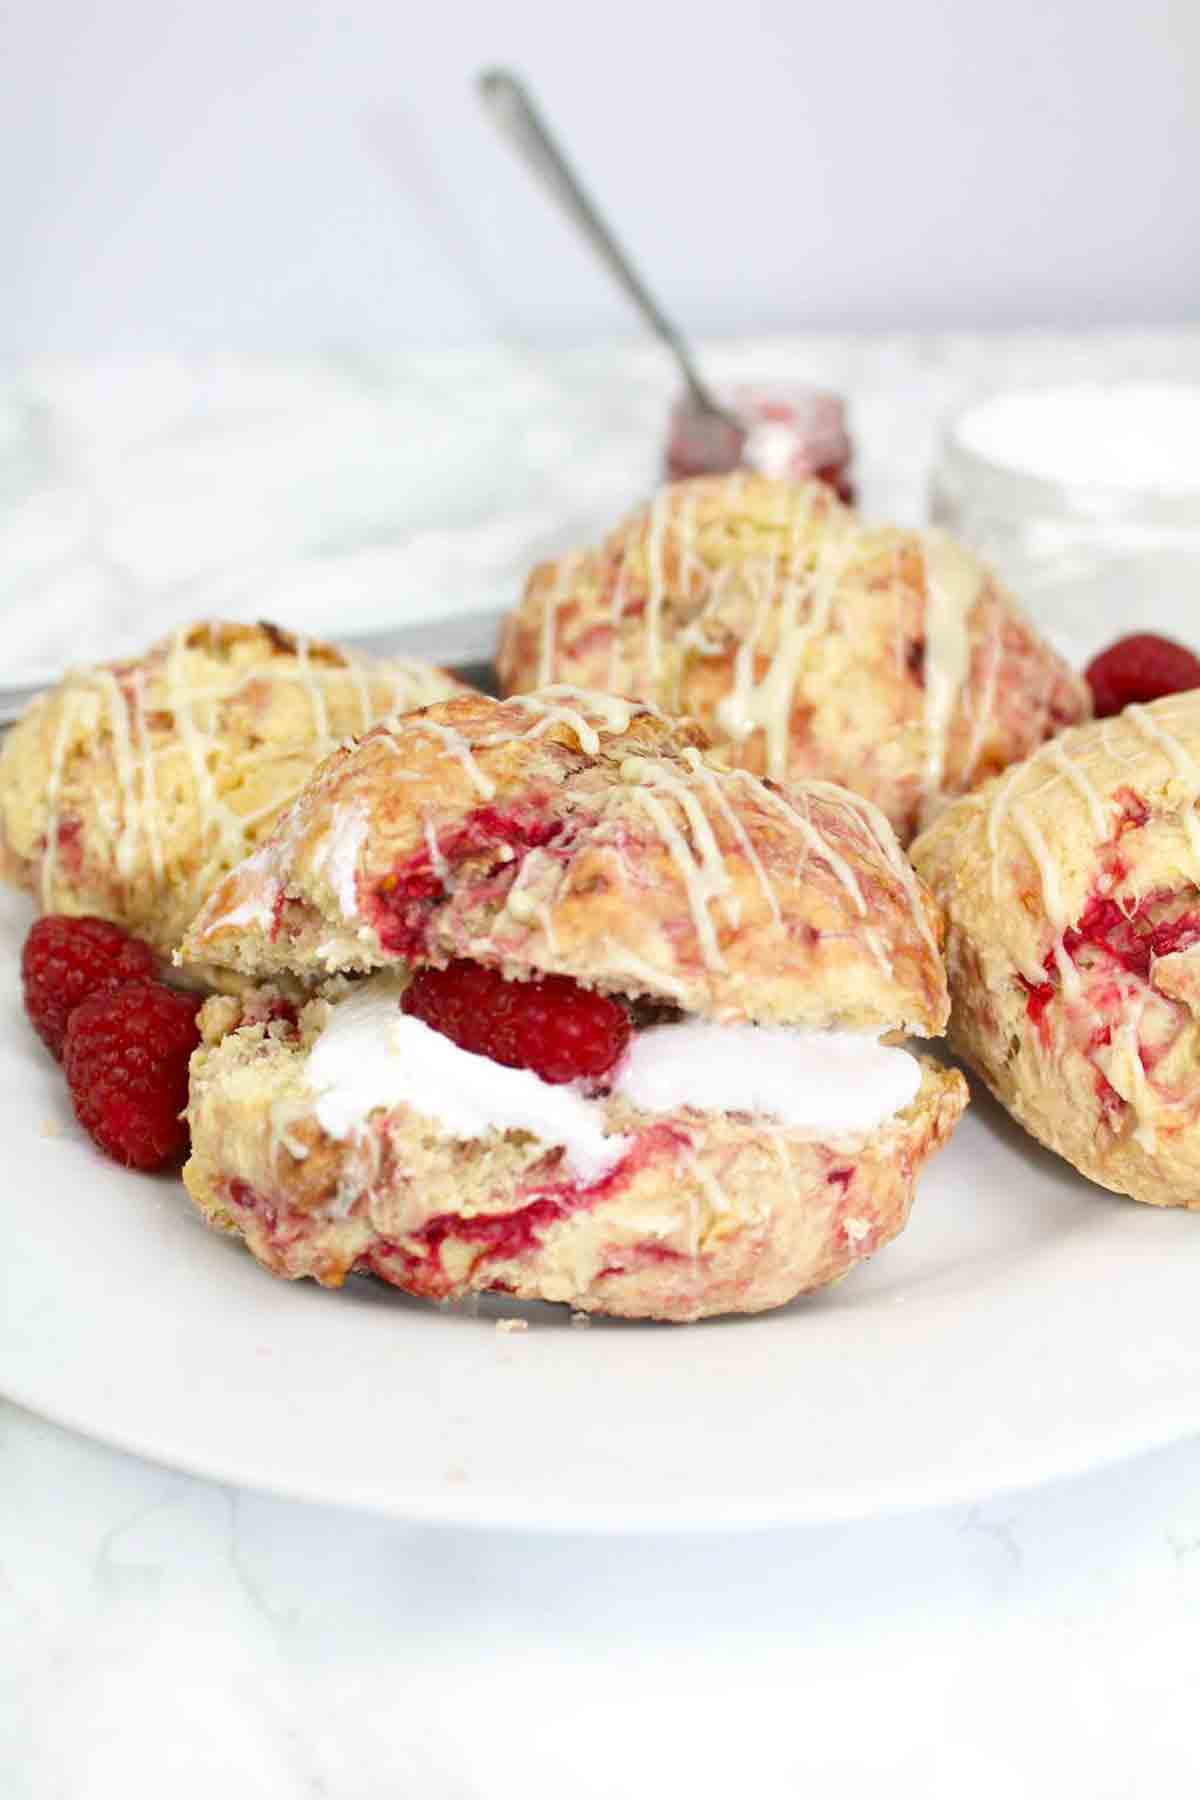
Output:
top-left (478, 67), bottom-right (725, 418)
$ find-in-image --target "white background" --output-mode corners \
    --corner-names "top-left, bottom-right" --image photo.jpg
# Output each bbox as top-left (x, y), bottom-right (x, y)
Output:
top-left (5, 0), bottom-right (1198, 354)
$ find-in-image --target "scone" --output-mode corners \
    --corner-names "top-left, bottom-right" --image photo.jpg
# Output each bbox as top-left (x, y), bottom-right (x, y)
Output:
top-left (0, 620), bottom-right (469, 957)
top-left (496, 473), bottom-right (1090, 843)
top-left (180, 689), bottom-right (966, 1321)
top-left (912, 691), bottom-right (1200, 1210)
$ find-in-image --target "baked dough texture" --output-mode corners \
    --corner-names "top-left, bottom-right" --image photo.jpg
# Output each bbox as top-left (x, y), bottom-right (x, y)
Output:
top-left (182, 688), bottom-right (949, 1033)
top-left (182, 689), bottom-right (966, 1320)
top-left (913, 692), bottom-right (1200, 1209)
top-left (496, 473), bottom-right (1090, 843)
top-left (0, 620), bottom-right (468, 957)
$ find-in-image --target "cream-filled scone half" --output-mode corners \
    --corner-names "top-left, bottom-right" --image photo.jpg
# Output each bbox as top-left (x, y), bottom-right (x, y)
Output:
top-left (913, 692), bottom-right (1200, 1210)
top-left (181, 690), bottom-right (966, 1321)
top-left (496, 473), bottom-right (1090, 843)
top-left (0, 620), bottom-right (470, 958)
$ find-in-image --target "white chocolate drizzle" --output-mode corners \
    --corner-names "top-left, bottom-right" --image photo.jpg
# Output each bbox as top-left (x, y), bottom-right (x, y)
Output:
top-left (1043, 737), bottom-right (1109, 840)
top-left (1124, 704), bottom-right (1200, 858)
top-left (812, 778), bottom-right (940, 964)
top-left (680, 748), bottom-right (781, 926)
top-left (624, 764), bottom-right (733, 970)
top-left (958, 615), bottom-right (1002, 790)
top-left (714, 491), bottom-right (850, 781)
top-left (918, 531), bottom-right (983, 825)
top-left (643, 489), bottom-right (672, 683)
top-left (32, 623), bottom-right (453, 918)
top-left (1009, 801), bottom-right (1081, 999)
top-left (507, 687), bottom-right (648, 755)
top-left (736, 774), bottom-right (866, 920)
top-left (404, 718), bottom-right (496, 799)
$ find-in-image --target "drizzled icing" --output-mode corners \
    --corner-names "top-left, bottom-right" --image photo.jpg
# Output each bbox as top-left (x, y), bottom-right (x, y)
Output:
top-left (713, 493), bottom-right (853, 781)
top-left (642, 489), bottom-right (673, 683)
top-left (404, 718), bottom-right (497, 799)
top-left (535, 552), bottom-right (589, 686)
top-left (519, 480), bottom-right (1018, 823)
top-left (621, 759), bottom-right (737, 969)
top-left (979, 697), bottom-right (1200, 919)
top-left (805, 777), bottom-right (941, 964)
top-left (679, 747), bottom-right (780, 926)
top-left (952, 694), bottom-right (1200, 1017)
top-left (35, 623), bottom-right (453, 912)
top-left (1124, 705), bottom-right (1200, 859)
top-left (507, 686), bottom-right (653, 756)
top-left (918, 531), bottom-right (983, 827)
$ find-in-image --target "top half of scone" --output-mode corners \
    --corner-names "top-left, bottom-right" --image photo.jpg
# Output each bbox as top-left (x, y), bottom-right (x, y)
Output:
top-left (912, 690), bottom-right (1200, 997)
top-left (496, 472), bottom-right (1091, 844)
top-left (181, 687), bottom-right (951, 1039)
top-left (0, 619), bottom-right (470, 957)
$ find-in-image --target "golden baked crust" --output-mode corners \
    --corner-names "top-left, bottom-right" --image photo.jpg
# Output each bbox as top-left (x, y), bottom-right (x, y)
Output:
top-left (182, 687), bottom-right (951, 1036)
top-left (183, 984), bottom-right (966, 1322)
top-left (0, 620), bottom-right (469, 957)
top-left (912, 692), bottom-right (1200, 1209)
top-left (496, 473), bottom-right (1091, 843)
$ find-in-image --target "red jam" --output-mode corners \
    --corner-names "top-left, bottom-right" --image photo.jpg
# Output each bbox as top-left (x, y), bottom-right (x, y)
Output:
top-left (665, 386), bottom-right (854, 502)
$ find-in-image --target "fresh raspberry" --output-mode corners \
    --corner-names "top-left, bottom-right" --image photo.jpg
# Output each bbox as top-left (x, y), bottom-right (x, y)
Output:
top-left (21, 915), bottom-right (158, 1059)
top-left (1085, 633), bottom-right (1200, 719)
top-left (402, 959), bottom-right (630, 1085)
top-left (63, 981), bottom-right (203, 1171)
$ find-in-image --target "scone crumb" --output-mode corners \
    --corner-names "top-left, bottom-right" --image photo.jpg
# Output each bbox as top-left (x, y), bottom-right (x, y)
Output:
top-left (570, 1311), bottom-right (592, 1329)
top-left (38, 1116), bottom-right (64, 1138)
top-left (496, 1318), bottom-right (529, 1335)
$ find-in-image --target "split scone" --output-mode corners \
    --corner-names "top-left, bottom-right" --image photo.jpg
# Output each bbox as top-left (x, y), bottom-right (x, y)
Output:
top-left (0, 620), bottom-right (468, 957)
top-left (180, 689), bottom-right (966, 1321)
top-left (912, 691), bottom-right (1200, 1210)
top-left (496, 473), bottom-right (1090, 843)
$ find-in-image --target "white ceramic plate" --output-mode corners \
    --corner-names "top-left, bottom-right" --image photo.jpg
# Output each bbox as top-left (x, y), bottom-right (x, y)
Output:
top-left (4, 879), bottom-right (1200, 1533)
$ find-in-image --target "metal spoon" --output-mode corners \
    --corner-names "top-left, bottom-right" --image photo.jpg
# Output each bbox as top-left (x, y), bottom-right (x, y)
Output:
top-left (477, 67), bottom-right (738, 432)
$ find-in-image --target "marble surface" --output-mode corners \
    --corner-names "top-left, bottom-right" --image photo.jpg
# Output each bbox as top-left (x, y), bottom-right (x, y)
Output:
top-left (5, 328), bottom-right (1200, 682)
top-left (6, 331), bottom-right (1200, 1797)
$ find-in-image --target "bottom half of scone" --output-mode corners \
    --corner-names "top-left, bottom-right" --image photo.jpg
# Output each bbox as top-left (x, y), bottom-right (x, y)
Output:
top-left (183, 985), bottom-right (966, 1322)
top-left (942, 919), bottom-right (1200, 1211)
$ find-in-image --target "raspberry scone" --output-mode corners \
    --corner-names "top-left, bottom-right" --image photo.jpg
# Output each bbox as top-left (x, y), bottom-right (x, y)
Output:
top-left (496, 473), bottom-right (1090, 843)
top-left (912, 691), bottom-right (1200, 1210)
top-left (179, 689), bottom-right (966, 1321)
top-left (0, 620), bottom-right (468, 957)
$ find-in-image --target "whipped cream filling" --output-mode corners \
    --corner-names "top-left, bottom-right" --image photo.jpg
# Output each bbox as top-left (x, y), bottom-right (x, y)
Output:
top-left (305, 979), bottom-right (628, 1184)
top-left (304, 979), bottom-right (921, 1176)
top-left (612, 1021), bottom-right (920, 1133)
